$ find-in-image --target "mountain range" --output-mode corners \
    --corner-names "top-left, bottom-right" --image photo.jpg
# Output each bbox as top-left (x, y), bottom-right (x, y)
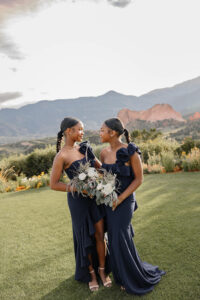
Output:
top-left (0, 76), bottom-right (200, 143)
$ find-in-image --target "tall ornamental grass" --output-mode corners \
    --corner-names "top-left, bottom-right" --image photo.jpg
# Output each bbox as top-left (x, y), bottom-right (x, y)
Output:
top-left (160, 152), bottom-right (176, 173)
top-left (138, 138), bottom-right (179, 164)
top-left (0, 167), bottom-right (16, 193)
top-left (181, 147), bottom-right (200, 171)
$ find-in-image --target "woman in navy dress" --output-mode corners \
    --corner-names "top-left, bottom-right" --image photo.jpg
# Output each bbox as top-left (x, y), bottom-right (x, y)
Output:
top-left (50, 117), bottom-right (111, 291)
top-left (99, 118), bottom-right (165, 295)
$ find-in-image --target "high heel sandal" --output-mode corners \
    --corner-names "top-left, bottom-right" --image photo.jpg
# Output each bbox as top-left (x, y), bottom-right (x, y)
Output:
top-left (98, 267), bottom-right (112, 288)
top-left (88, 270), bottom-right (99, 292)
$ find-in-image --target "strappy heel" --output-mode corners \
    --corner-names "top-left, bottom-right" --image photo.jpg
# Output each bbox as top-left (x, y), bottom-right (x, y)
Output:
top-left (98, 267), bottom-right (112, 288)
top-left (89, 270), bottom-right (99, 292)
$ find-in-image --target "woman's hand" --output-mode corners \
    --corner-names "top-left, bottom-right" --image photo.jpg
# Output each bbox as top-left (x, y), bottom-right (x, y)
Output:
top-left (82, 190), bottom-right (94, 199)
top-left (66, 184), bottom-right (76, 193)
top-left (112, 197), bottom-right (122, 211)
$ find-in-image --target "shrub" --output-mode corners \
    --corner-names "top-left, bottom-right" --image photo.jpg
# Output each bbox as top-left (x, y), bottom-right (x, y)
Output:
top-left (142, 149), bottom-right (149, 164)
top-left (0, 146), bottom-right (56, 178)
top-left (143, 163), bottom-right (164, 174)
top-left (138, 138), bottom-right (178, 164)
top-left (147, 151), bottom-right (162, 166)
top-left (161, 152), bottom-right (176, 172)
top-left (23, 147), bottom-right (55, 177)
top-left (175, 138), bottom-right (199, 156)
top-left (131, 128), bottom-right (162, 142)
top-left (181, 147), bottom-right (200, 171)
top-left (0, 154), bottom-right (27, 177)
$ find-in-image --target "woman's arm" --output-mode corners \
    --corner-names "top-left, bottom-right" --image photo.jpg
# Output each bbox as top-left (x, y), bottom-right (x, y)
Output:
top-left (50, 153), bottom-right (72, 192)
top-left (112, 152), bottom-right (143, 210)
top-left (99, 149), bottom-right (105, 163)
top-left (94, 157), bottom-right (102, 168)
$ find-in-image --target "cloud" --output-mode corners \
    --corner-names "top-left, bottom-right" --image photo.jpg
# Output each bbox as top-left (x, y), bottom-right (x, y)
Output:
top-left (0, 0), bottom-right (132, 59)
top-left (107, 0), bottom-right (132, 8)
top-left (0, 33), bottom-right (24, 59)
top-left (0, 92), bottom-right (22, 104)
top-left (0, 0), bottom-right (58, 59)
top-left (9, 67), bottom-right (17, 72)
top-left (0, 0), bottom-right (47, 13)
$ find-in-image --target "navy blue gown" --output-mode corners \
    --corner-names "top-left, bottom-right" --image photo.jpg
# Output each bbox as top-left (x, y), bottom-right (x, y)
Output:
top-left (65, 141), bottom-right (109, 283)
top-left (102, 142), bottom-right (165, 295)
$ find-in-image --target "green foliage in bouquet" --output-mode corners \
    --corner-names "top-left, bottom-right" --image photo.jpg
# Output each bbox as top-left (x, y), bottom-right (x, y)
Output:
top-left (95, 169), bottom-right (119, 207)
top-left (70, 162), bottom-right (119, 207)
top-left (70, 162), bottom-right (99, 198)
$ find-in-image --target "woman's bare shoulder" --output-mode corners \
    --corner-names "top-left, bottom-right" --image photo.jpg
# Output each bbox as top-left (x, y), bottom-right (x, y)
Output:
top-left (100, 146), bottom-right (110, 155)
top-left (119, 143), bottom-right (128, 150)
top-left (100, 146), bottom-right (110, 161)
top-left (56, 147), bottom-right (71, 160)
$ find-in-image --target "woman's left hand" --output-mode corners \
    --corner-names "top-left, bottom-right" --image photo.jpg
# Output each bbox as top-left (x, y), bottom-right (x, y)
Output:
top-left (112, 198), bottom-right (121, 211)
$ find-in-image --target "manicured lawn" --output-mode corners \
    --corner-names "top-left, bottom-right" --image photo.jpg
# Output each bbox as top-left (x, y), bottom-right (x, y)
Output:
top-left (0, 172), bottom-right (200, 300)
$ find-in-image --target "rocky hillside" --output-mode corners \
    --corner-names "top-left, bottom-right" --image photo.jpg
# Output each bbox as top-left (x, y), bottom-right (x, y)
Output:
top-left (117, 104), bottom-right (186, 125)
top-left (189, 112), bottom-right (200, 121)
top-left (169, 119), bottom-right (200, 141)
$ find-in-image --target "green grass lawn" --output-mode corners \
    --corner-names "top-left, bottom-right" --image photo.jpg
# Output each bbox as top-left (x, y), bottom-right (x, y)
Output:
top-left (0, 172), bottom-right (200, 300)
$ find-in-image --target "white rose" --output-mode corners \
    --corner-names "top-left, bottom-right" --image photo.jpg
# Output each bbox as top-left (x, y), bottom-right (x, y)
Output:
top-left (102, 183), bottom-right (113, 196)
top-left (87, 167), bottom-right (98, 178)
top-left (97, 183), bottom-right (103, 190)
top-left (78, 172), bottom-right (87, 181)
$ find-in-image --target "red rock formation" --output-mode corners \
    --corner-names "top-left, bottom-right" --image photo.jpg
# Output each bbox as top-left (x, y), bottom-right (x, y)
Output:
top-left (189, 112), bottom-right (200, 121)
top-left (117, 104), bottom-right (186, 125)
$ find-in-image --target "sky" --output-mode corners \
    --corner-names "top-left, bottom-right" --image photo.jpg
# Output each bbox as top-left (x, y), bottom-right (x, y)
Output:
top-left (0, 0), bottom-right (200, 109)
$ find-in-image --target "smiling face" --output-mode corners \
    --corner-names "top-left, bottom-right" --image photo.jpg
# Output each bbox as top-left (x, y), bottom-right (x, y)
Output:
top-left (66, 121), bottom-right (84, 142)
top-left (99, 123), bottom-right (112, 143)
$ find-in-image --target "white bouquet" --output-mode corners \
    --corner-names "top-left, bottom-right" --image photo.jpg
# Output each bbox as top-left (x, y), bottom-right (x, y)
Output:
top-left (70, 162), bottom-right (119, 207)
top-left (70, 161), bottom-right (99, 198)
top-left (95, 168), bottom-right (119, 207)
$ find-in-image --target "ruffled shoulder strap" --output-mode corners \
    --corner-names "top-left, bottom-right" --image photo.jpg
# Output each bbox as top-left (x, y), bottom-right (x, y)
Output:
top-left (79, 141), bottom-right (95, 161)
top-left (116, 142), bottom-right (141, 163)
top-left (127, 142), bottom-right (141, 156)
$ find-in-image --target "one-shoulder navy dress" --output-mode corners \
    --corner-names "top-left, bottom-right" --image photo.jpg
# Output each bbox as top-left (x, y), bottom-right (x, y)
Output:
top-left (102, 143), bottom-right (165, 295)
top-left (65, 141), bottom-right (109, 283)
